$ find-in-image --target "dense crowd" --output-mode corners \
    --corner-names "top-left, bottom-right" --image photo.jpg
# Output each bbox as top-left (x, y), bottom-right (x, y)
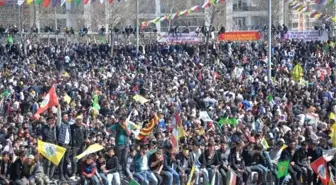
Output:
top-left (0, 36), bottom-right (335, 185)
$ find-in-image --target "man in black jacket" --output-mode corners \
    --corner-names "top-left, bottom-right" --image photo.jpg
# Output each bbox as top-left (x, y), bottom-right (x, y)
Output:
top-left (279, 139), bottom-right (300, 185)
top-left (176, 145), bottom-right (192, 185)
top-left (0, 152), bottom-right (11, 185)
top-left (200, 142), bottom-right (220, 185)
top-left (216, 139), bottom-right (229, 185)
top-left (70, 116), bottom-right (87, 178)
top-left (104, 147), bottom-right (121, 185)
top-left (9, 150), bottom-right (27, 185)
top-left (293, 141), bottom-right (313, 185)
top-left (41, 116), bottom-right (57, 179)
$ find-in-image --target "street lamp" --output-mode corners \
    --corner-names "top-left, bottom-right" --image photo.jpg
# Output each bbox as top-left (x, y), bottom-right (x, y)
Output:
top-left (267, 0), bottom-right (272, 84)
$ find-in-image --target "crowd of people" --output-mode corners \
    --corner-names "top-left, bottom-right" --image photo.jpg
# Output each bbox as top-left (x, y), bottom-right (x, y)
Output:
top-left (0, 34), bottom-right (335, 185)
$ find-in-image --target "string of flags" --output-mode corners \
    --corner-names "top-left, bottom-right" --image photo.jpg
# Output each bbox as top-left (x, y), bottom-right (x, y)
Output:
top-left (0, 0), bottom-right (125, 7)
top-left (140, 0), bottom-right (225, 29)
top-left (285, 0), bottom-right (336, 22)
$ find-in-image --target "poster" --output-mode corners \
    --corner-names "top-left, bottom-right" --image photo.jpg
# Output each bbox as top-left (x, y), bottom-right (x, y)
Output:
top-left (218, 31), bottom-right (261, 41)
top-left (283, 30), bottom-right (328, 41)
top-left (158, 32), bottom-right (201, 43)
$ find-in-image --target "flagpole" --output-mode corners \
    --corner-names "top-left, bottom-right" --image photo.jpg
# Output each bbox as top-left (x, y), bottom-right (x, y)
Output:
top-left (136, 0), bottom-right (139, 59)
top-left (267, 0), bottom-right (272, 84)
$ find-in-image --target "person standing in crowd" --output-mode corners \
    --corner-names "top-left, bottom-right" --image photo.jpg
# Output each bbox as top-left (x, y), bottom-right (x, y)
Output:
top-left (9, 151), bottom-right (27, 185)
top-left (0, 152), bottom-right (11, 185)
top-left (71, 116), bottom-right (87, 179)
top-left (109, 116), bottom-right (131, 174)
top-left (41, 116), bottom-right (57, 179)
top-left (56, 105), bottom-right (71, 181)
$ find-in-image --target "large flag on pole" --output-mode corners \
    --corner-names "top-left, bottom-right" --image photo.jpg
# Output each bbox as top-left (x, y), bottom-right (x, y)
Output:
top-left (33, 85), bottom-right (59, 119)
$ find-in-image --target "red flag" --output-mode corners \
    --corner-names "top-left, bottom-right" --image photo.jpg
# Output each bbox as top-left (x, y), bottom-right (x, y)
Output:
top-left (174, 112), bottom-right (182, 127)
top-left (43, 0), bottom-right (50, 7)
top-left (84, 0), bottom-right (89, 4)
top-left (109, 0), bottom-right (113, 3)
top-left (311, 157), bottom-right (330, 185)
top-left (33, 85), bottom-right (59, 119)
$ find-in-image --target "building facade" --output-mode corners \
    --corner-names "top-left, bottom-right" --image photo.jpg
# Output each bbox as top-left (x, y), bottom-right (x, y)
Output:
top-left (0, 0), bottom-right (332, 33)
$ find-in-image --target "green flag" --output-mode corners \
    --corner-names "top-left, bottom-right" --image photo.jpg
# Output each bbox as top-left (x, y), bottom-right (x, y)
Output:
top-left (129, 179), bottom-right (140, 185)
top-left (218, 117), bottom-right (238, 126)
top-left (75, 0), bottom-right (81, 5)
top-left (229, 118), bottom-right (238, 125)
top-left (0, 90), bottom-right (10, 98)
top-left (7, 36), bottom-right (13, 44)
top-left (218, 117), bottom-right (228, 125)
top-left (277, 160), bottom-right (289, 178)
top-left (35, 0), bottom-right (42, 5)
top-left (92, 94), bottom-right (100, 111)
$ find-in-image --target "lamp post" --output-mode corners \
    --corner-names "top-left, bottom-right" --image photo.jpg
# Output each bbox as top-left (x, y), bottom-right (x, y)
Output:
top-left (136, 0), bottom-right (139, 59)
top-left (267, 0), bottom-right (272, 84)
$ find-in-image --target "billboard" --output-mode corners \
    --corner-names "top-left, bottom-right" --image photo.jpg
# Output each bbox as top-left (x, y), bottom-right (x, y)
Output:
top-left (218, 31), bottom-right (261, 41)
top-left (158, 32), bottom-right (201, 43)
top-left (283, 30), bottom-right (328, 41)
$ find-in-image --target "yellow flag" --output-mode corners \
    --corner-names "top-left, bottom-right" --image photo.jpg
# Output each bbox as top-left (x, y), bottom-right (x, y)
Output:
top-left (330, 112), bottom-right (336, 120)
top-left (63, 94), bottom-right (71, 104)
top-left (133, 94), bottom-right (149, 104)
top-left (261, 138), bottom-right (269, 149)
top-left (27, 0), bottom-right (33, 4)
top-left (330, 124), bottom-right (336, 147)
top-left (37, 140), bottom-right (66, 166)
top-left (75, 144), bottom-right (104, 160)
top-left (187, 165), bottom-right (196, 185)
top-left (292, 64), bottom-right (303, 82)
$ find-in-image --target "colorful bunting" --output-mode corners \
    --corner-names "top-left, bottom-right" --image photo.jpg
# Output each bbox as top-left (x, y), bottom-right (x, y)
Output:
top-left (52, 0), bottom-right (58, 7)
top-left (36, 0), bottom-right (42, 4)
top-left (44, 0), bottom-right (50, 7)
top-left (17, 0), bottom-right (24, 5)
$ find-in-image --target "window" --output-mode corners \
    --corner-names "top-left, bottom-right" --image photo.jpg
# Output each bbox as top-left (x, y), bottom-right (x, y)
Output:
top-left (290, 13), bottom-right (299, 19)
top-left (233, 17), bottom-right (246, 30)
top-left (292, 22), bottom-right (299, 29)
top-left (233, 0), bottom-right (248, 11)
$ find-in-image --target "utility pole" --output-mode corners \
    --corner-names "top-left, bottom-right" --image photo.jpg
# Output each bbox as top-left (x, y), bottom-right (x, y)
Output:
top-left (267, 0), bottom-right (272, 84)
top-left (136, 0), bottom-right (139, 59)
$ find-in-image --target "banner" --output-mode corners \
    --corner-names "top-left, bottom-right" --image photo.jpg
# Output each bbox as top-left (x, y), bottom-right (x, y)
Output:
top-left (218, 31), bottom-right (261, 41)
top-left (158, 32), bottom-right (202, 43)
top-left (283, 30), bottom-right (328, 41)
